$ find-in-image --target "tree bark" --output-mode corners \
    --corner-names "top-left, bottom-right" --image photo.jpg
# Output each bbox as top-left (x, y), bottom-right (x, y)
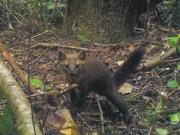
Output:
top-left (64, 0), bottom-right (144, 43)
top-left (172, 0), bottom-right (180, 28)
top-left (0, 60), bottom-right (43, 135)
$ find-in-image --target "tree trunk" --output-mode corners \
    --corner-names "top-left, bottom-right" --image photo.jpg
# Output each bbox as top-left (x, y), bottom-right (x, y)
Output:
top-left (172, 0), bottom-right (180, 28)
top-left (64, 0), bottom-right (144, 44)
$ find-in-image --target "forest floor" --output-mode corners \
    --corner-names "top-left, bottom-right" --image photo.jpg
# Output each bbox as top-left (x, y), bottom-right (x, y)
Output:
top-left (0, 24), bottom-right (180, 135)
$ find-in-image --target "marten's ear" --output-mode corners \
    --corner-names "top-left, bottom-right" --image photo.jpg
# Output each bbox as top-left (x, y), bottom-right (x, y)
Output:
top-left (58, 51), bottom-right (66, 60)
top-left (78, 51), bottom-right (86, 60)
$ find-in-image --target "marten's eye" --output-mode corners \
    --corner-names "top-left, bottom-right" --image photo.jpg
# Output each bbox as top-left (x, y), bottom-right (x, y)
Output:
top-left (75, 62), bottom-right (80, 68)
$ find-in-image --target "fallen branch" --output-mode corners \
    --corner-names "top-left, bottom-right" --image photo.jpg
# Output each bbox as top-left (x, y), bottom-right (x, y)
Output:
top-left (141, 47), bottom-right (176, 71)
top-left (31, 43), bottom-right (99, 52)
top-left (0, 41), bottom-right (37, 94)
top-left (0, 60), bottom-right (43, 135)
top-left (28, 84), bottom-right (79, 98)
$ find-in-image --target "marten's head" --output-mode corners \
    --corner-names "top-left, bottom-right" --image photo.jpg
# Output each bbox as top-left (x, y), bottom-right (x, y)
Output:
top-left (58, 51), bottom-right (86, 77)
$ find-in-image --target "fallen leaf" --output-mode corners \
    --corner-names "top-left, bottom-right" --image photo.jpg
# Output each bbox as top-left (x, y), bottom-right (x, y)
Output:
top-left (59, 83), bottom-right (69, 89)
top-left (137, 75), bottom-right (143, 81)
top-left (56, 108), bottom-right (78, 135)
top-left (118, 83), bottom-right (133, 94)
top-left (128, 46), bottom-right (135, 52)
top-left (91, 131), bottom-right (99, 135)
top-left (160, 51), bottom-right (165, 55)
top-left (45, 111), bottom-right (66, 129)
top-left (117, 60), bottom-right (124, 66)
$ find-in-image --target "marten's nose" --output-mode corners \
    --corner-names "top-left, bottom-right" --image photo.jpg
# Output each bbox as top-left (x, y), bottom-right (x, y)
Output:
top-left (69, 71), bottom-right (76, 76)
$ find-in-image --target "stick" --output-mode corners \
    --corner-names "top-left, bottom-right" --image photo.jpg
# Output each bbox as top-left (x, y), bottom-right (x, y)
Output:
top-left (31, 43), bottom-right (99, 52)
top-left (141, 48), bottom-right (176, 71)
top-left (0, 41), bottom-right (37, 94)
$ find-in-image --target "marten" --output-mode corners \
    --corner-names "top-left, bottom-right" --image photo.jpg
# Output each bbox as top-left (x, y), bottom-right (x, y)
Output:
top-left (58, 48), bottom-right (144, 125)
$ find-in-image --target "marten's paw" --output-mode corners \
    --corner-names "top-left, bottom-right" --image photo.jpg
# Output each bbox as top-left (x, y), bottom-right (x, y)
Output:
top-left (123, 113), bottom-right (132, 126)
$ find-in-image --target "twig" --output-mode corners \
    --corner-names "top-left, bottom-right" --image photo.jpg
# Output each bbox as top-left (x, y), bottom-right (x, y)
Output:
top-left (31, 30), bottom-right (48, 39)
top-left (27, 84), bottom-right (79, 98)
top-left (134, 27), bottom-right (146, 32)
top-left (94, 42), bottom-right (140, 47)
top-left (95, 96), bottom-right (105, 134)
top-left (31, 43), bottom-right (99, 52)
top-left (164, 57), bottom-right (180, 63)
top-left (141, 47), bottom-right (176, 71)
top-left (29, 48), bottom-right (49, 64)
top-left (147, 126), bottom-right (153, 135)
top-left (77, 113), bottom-right (93, 132)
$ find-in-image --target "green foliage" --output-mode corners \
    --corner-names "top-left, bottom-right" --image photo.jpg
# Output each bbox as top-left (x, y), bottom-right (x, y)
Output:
top-left (30, 76), bottom-right (52, 91)
top-left (166, 80), bottom-right (179, 89)
top-left (0, 91), bottom-right (5, 100)
top-left (177, 64), bottom-right (180, 70)
top-left (154, 96), bottom-right (164, 113)
top-left (30, 77), bottom-right (43, 89)
top-left (168, 112), bottom-right (180, 124)
top-left (0, 106), bottom-right (14, 135)
top-left (39, 0), bottom-right (67, 26)
top-left (46, 2), bottom-right (66, 10)
top-left (167, 34), bottom-right (180, 48)
top-left (0, 0), bottom-right (67, 27)
top-left (77, 33), bottom-right (90, 44)
top-left (164, 0), bottom-right (176, 10)
top-left (155, 128), bottom-right (168, 135)
top-left (147, 95), bottom-right (164, 122)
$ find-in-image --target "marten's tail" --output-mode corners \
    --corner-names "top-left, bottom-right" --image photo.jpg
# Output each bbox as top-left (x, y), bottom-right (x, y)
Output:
top-left (113, 48), bottom-right (145, 87)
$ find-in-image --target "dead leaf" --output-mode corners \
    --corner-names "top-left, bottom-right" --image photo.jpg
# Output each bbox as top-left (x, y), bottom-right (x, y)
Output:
top-left (56, 108), bottom-right (78, 135)
top-left (128, 46), bottom-right (135, 52)
top-left (45, 111), bottom-right (66, 129)
top-left (91, 131), bottom-right (99, 135)
top-left (118, 83), bottom-right (133, 94)
top-left (160, 91), bottom-right (168, 100)
top-left (59, 83), bottom-right (69, 89)
top-left (160, 50), bottom-right (165, 55)
top-left (137, 75), bottom-right (143, 81)
top-left (142, 96), bottom-right (151, 101)
top-left (117, 60), bottom-right (124, 66)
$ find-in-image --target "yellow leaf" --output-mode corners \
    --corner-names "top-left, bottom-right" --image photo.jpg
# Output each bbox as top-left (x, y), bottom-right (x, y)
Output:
top-left (56, 109), bottom-right (78, 135)
top-left (118, 83), bottom-right (133, 94)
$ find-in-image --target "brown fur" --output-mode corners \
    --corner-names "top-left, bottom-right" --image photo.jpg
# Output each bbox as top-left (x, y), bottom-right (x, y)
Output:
top-left (58, 48), bottom-right (144, 124)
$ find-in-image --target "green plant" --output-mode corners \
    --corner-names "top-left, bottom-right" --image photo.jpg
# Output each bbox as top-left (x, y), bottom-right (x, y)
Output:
top-left (155, 128), bottom-right (169, 135)
top-left (0, 106), bottom-right (14, 135)
top-left (167, 34), bottom-right (180, 52)
top-left (177, 64), bottom-right (180, 69)
top-left (147, 94), bottom-right (165, 122)
top-left (166, 79), bottom-right (179, 89)
top-left (1, 0), bottom-right (67, 26)
top-left (30, 77), bottom-right (44, 89)
top-left (33, 0), bottom-right (67, 26)
top-left (30, 76), bottom-right (52, 91)
top-left (168, 112), bottom-right (180, 124)
top-left (164, 0), bottom-right (175, 10)
top-left (77, 33), bottom-right (90, 44)
top-left (165, 34), bottom-right (180, 90)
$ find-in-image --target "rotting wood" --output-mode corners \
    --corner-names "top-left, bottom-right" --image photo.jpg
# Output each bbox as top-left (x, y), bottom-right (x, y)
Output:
top-left (141, 48), bottom-right (176, 71)
top-left (0, 59), bottom-right (43, 135)
top-left (0, 41), bottom-right (37, 94)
